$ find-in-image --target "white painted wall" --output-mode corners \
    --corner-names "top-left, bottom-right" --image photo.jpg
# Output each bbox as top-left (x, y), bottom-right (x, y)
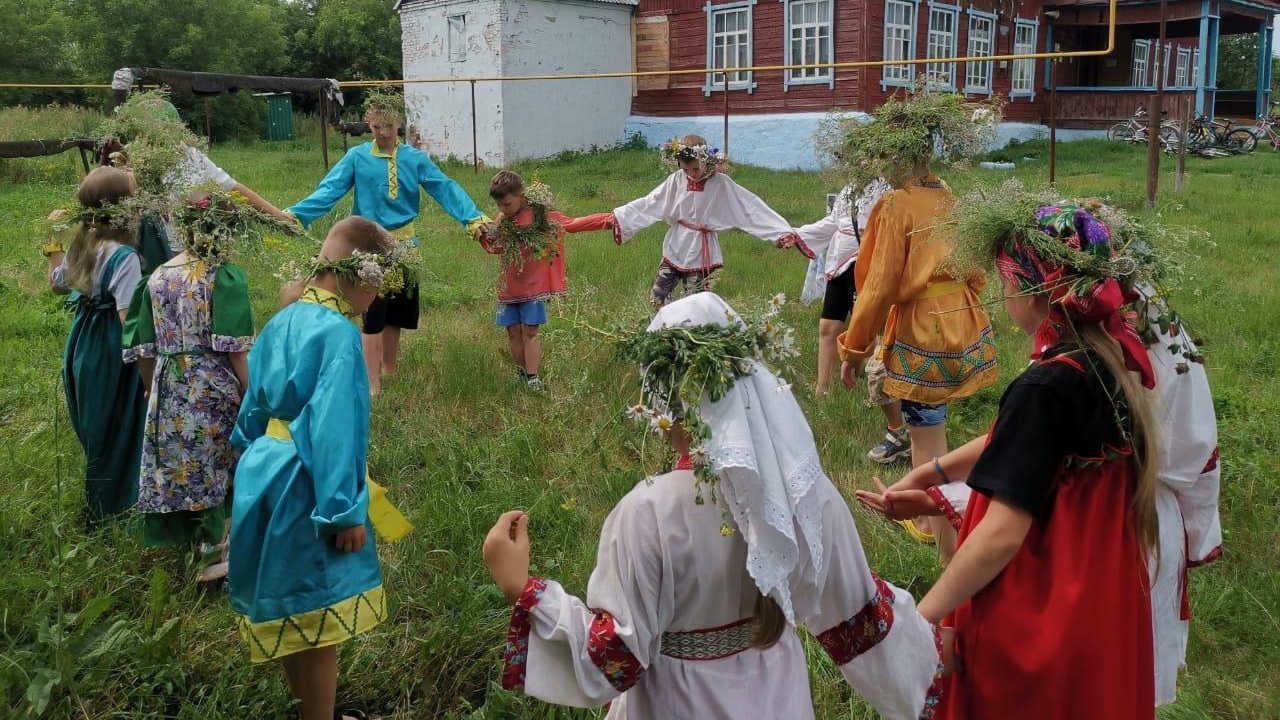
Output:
top-left (624, 114), bottom-right (1108, 171)
top-left (400, 0), bottom-right (635, 167)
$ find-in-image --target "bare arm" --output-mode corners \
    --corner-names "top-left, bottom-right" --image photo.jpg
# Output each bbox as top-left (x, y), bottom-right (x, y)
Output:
top-left (47, 251), bottom-right (69, 295)
top-left (229, 351), bottom-right (249, 391)
top-left (138, 357), bottom-right (156, 391)
top-left (232, 182), bottom-right (294, 224)
top-left (917, 497), bottom-right (1033, 623)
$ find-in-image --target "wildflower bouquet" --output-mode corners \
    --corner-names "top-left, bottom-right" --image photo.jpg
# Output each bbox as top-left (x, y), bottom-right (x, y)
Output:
top-left (175, 185), bottom-right (305, 265)
top-left (97, 89), bottom-right (203, 194)
top-left (484, 180), bottom-right (564, 274)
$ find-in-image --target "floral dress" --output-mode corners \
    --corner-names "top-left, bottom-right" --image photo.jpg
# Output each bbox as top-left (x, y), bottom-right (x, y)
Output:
top-left (123, 259), bottom-right (255, 546)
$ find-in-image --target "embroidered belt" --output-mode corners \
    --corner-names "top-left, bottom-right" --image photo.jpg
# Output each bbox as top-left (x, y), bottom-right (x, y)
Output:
top-left (916, 280), bottom-right (968, 300)
top-left (660, 617), bottom-right (754, 661)
top-left (264, 418), bottom-right (413, 542)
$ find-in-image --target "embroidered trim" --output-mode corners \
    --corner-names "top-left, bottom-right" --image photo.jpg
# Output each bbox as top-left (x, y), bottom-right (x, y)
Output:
top-left (925, 486), bottom-right (963, 532)
top-left (611, 218), bottom-right (624, 246)
top-left (501, 576), bottom-right (548, 692)
top-left (660, 617), bottom-right (754, 661)
top-left (371, 142), bottom-right (400, 200)
top-left (919, 623), bottom-right (946, 719)
top-left (1187, 545), bottom-right (1223, 569)
top-left (786, 232), bottom-right (816, 260)
top-left (1201, 446), bottom-right (1220, 473)
top-left (887, 327), bottom-right (998, 387)
top-left (686, 177), bottom-right (708, 192)
top-left (587, 610), bottom-right (646, 692)
top-left (236, 585), bottom-right (387, 663)
top-left (1061, 442), bottom-right (1133, 469)
top-left (674, 454), bottom-right (693, 471)
top-left (816, 574), bottom-right (895, 665)
top-left (299, 285), bottom-right (353, 316)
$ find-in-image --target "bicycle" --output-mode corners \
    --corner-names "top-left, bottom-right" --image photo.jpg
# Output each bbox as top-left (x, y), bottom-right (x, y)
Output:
top-left (1108, 105), bottom-right (1181, 151)
top-left (1246, 101), bottom-right (1280, 151)
top-left (1185, 114), bottom-right (1256, 154)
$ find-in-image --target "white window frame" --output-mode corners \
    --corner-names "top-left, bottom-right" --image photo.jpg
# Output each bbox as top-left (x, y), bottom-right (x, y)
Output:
top-left (964, 9), bottom-right (995, 95)
top-left (705, 0), bottom-right (757, 93)
top-left (783, 0), bottom-right (835, 88)
top-left (882, 0), bottom-right (919, 89)
top-left (925, 2), bottom-right (960, 91)
top-left (1175, 47), bottom-right (1191, 87)
top-left (1192, 47), bottom-right (1201, 86)
top-left (447, 13), bottom-right (467, 63)
top-left (1132, 40), bottom-right (1150, 87)
top-left (1011, 18), bottom-right (1038, 99)
top-left (1162, 42), bottom-right (1172, 88)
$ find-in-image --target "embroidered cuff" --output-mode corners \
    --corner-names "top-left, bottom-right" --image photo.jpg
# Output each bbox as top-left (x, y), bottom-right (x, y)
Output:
top-left (919, 622), bottom-right (946, 720)
top-left (501, 576), bottom-right (549, 692)
top-left (611, 218), bottom-right (624, 246)
top-left (211, 334), bottom-right (255, 353)
top-left (587, 610), bottom-right (646, 693)
top-left (122, 344), bottom-right (156, 364)
top-left (786, 233), bottom-right (816, 260)
top-left (925, 486), bottom-right (963, 532)
top-left (816, 575), bottom-right (895, 665)
top-left (466, 215), bottom-right (492, 238)
top-left (1187, 545), bottom-right (1223, 568)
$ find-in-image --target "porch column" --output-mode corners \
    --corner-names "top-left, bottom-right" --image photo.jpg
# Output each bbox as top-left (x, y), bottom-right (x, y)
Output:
top-left (1195, 0), bottom-right (1210, 113)
top-left (1258, 17), bottom-right (1275, 114)
top-left (1207, 13), bottom-right (1220, 116)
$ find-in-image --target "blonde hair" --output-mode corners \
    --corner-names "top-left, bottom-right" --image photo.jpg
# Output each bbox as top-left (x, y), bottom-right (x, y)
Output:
top-left (751, 592), bottom-right (787, 649)
top-left (64, 167), bottom-right (135, 295)
top-left (1075, 323), bottom-right (1160, 554)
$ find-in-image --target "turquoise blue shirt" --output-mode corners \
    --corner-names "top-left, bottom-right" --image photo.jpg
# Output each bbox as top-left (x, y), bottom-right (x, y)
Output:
top-left (286, 141), bottom-right (483, 233)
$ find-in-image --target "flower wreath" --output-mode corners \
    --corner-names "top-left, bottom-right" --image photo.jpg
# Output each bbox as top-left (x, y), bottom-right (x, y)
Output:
top-left (175, 185), bottom-right (301, 265)
top-left (659, 138), bottom-right (725, 172)
top-left (616, 293), bottom-right (799, 507)
top-left (483, 180), bottom-right (564, 275)
top-left (362, 87), bottom-right (406, 126)
top-left (277, 237), bottom-right (421, 297)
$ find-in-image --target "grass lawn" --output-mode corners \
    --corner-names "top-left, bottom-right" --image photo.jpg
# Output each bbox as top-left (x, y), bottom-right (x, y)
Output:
top-left (0, 128), bottom-right (1276, 719)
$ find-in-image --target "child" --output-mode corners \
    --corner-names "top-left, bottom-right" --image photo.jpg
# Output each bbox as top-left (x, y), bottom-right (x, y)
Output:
top-left (603, 135), bottom-right (811, 306)
top-left (122, 191), bottom-right (257, 584)
top-left (860, 198), bottom-right (1164, 720)
top-left (45, 166), bottom-right (146, 525)
top-left (482, 293), bottom-right (944, 720)
top-left (286, 90), bottom-right (490, 395)
top-left (479, 171), bottom-right (613, 390)
top-left (229, 217), bottom-right (408, 720)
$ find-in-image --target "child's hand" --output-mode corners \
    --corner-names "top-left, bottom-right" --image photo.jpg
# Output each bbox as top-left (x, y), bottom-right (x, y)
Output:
top-left (939, 626), bottom-right (959, 676)
top-left (854, 478), bottom-right (940, 520)
top-left (775, 235), bottom-right (797, 250)
top-left (840, 360), bottom-right (860, 389)
top-left (334, 525), bottom-right (367, 553)
top-left (483, 510), bottom-right (532, 604)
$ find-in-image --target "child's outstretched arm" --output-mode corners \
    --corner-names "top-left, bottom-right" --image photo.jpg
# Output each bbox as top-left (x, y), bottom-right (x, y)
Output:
top-left (550, 210), bottom-right (615, 235)
top-left (711, 176), bottom-right (811, 257)
top-left (286, 152), bottom-right (358, 229)
top-left (611, 174), bottom-right (679, 245)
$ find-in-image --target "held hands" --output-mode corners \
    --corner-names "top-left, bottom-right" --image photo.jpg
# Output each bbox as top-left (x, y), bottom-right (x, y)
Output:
top-left (939, 626), bottom-right (959, 677)
top-left (483, 510), bottom-right (532, 605)
top-left (775, 235), bottom-right (797, 250)
top-left (854, 477), bottom-right (942, 520)
top-left (334, 524), bottom-right (367, 553)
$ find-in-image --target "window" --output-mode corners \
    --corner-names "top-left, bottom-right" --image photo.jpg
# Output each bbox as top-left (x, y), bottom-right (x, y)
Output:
top-left (1132, 40), bottom-right (1150, 87)
top-left (785, 0), bottom-right (833, 85)
top-left (1011, 19), bottom-right (1037, 97)
top-left (707, 2), bottom-right (754, 90)
top-left (926, 4), bottom-right (960, 90)
top-left (1192, 47), bottom-right (1201, 86)
top-left (447, 14), bottom-right (466, 63)
top-left (883, 0), bottom-right (917, 87)
top-left (1174, 48), bottom-right (1190, 87)
top-left (964, 11), bottom-right (994, 94)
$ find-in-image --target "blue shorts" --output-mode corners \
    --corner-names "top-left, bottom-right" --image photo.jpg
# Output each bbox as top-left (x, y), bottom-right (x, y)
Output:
top-left (901, 399), bottom-right (948, 428)
top-left (496, 300), bottom-right (548, 328)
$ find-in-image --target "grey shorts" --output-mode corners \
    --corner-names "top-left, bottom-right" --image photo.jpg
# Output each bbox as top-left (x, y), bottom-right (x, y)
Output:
top-left (864, 344), bottom-right (895, 407)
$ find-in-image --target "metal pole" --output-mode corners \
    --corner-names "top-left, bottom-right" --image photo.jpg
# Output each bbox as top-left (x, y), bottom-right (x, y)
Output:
top-left (471, 79), bottom-right (479, 173)
top-left (319, 94), bottom-right (330, 170)
top-left (1049, 56), bottom-right (1057, 186)
top-left (722, 72), bottom-right (729, 158)
top-left (1145, 0), bottom-right (1167, 209)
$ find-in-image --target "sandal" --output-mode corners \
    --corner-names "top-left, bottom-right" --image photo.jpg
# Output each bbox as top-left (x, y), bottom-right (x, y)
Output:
top-left (897, 518), bottom-right (936, 545)
top-left (197, 561), bottom-right (229, 585)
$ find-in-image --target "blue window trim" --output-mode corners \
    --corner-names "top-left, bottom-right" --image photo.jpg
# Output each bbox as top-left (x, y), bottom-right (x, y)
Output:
top-left (925, 1), bottom-right (961, 92)
top-left (880, 0), bottom-right (920, 90)
top-left (1010, 17), bottom-right (1039, 100)
top-left (963, 7), bottom-right (996, 96)
top-left (704, 0), bottom-right (759, 95)
top-left (781, 0), bottom-right (836, 91)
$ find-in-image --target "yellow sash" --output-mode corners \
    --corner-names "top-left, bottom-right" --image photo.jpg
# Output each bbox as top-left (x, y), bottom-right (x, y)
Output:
top-left (265, 418), bottom-right (413, 543)
top-left (917, 280), bottom-right (968, 300)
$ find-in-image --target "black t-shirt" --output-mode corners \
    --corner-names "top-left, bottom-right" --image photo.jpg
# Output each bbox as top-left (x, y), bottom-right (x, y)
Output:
top-left (967, 345), bottom-right (1129, 516)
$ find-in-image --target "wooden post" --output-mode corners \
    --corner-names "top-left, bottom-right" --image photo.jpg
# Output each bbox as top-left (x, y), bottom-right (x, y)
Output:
top-left (1145, 0), bottom-right (1167, 209)
top-left (319, 94), bottom-right (330, 170)
top-left (203, 97), bottom-right (212, 143)
top-left (470, 80), bottom-right (479, 173)
top-left (77, 145), bottom-right (90, 175)
top-left (1175, 95), bottom-right (1188, 193)
top-left (1049, 61), bottom-right (1057, 187)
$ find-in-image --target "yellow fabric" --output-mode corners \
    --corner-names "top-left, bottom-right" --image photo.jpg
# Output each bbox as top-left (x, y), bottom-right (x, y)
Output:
top-left (371, 140), bottom-right (400, 200)
top-left (897, 519), bottom-right (936, 544)
top-left (298, 284), bottom-right (353, 316)
top-left (390, 223), bottom-right (416, 241)
top-left (236, 585), bottom-right (387, 663)
top-left (264, 418), bottom-right (413, 542)
top-left (466, 214), bottom-right (493, 238)
top-left (837, 176), bottom-right (998, 404)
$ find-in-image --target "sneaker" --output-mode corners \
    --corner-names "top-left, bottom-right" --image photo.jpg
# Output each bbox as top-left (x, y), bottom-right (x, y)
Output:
top-left (867, 427), bottom-right (910, 464)
top-left (525, 375), bottom-right (545, 392)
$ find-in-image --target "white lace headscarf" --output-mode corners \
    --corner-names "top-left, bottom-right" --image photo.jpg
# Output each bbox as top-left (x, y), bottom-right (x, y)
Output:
top-left (647, 293), bottom-right (826, 623)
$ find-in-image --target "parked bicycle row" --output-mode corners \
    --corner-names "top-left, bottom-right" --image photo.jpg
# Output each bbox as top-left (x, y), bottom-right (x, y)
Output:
top-left (1107, 101), bottom-right (1280, 156)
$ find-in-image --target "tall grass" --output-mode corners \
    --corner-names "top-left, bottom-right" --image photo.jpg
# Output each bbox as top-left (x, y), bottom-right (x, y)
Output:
top-left (0, 133), bottom-right (1275, 719)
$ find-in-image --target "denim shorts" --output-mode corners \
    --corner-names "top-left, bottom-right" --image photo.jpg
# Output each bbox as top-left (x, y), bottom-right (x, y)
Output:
top-left (901, 399), bottom-right (948, 428)
top-left (496, 299), bottom-right (548, 328)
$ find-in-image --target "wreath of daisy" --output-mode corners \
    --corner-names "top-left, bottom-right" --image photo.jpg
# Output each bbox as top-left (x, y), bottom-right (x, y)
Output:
top-left (659, 138), bottom-right (725, 172)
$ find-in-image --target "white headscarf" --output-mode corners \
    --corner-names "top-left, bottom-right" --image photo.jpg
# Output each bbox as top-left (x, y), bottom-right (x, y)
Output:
top-left (647, 293), bottom-right (826, 623)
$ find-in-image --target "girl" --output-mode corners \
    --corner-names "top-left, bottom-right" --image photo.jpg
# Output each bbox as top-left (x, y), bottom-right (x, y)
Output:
top-left (46, 166), bottom-right (146, 525)
top-left (860, 199), bottom-right (1163, 720)
top-left (229, 217), bottom-right (409, 720)
top-left (601, 135), bottom-right (810, 306)
top-left (483, 293), bottom-right (943, 720)
top-left (122, 192), bottom-right (256, 583)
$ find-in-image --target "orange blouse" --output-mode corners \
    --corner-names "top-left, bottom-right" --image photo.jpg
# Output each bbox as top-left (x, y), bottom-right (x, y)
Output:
top-left (478, 207), bottom-right (613, 304)
top-left (836, 176), bottom-right (997, 405)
